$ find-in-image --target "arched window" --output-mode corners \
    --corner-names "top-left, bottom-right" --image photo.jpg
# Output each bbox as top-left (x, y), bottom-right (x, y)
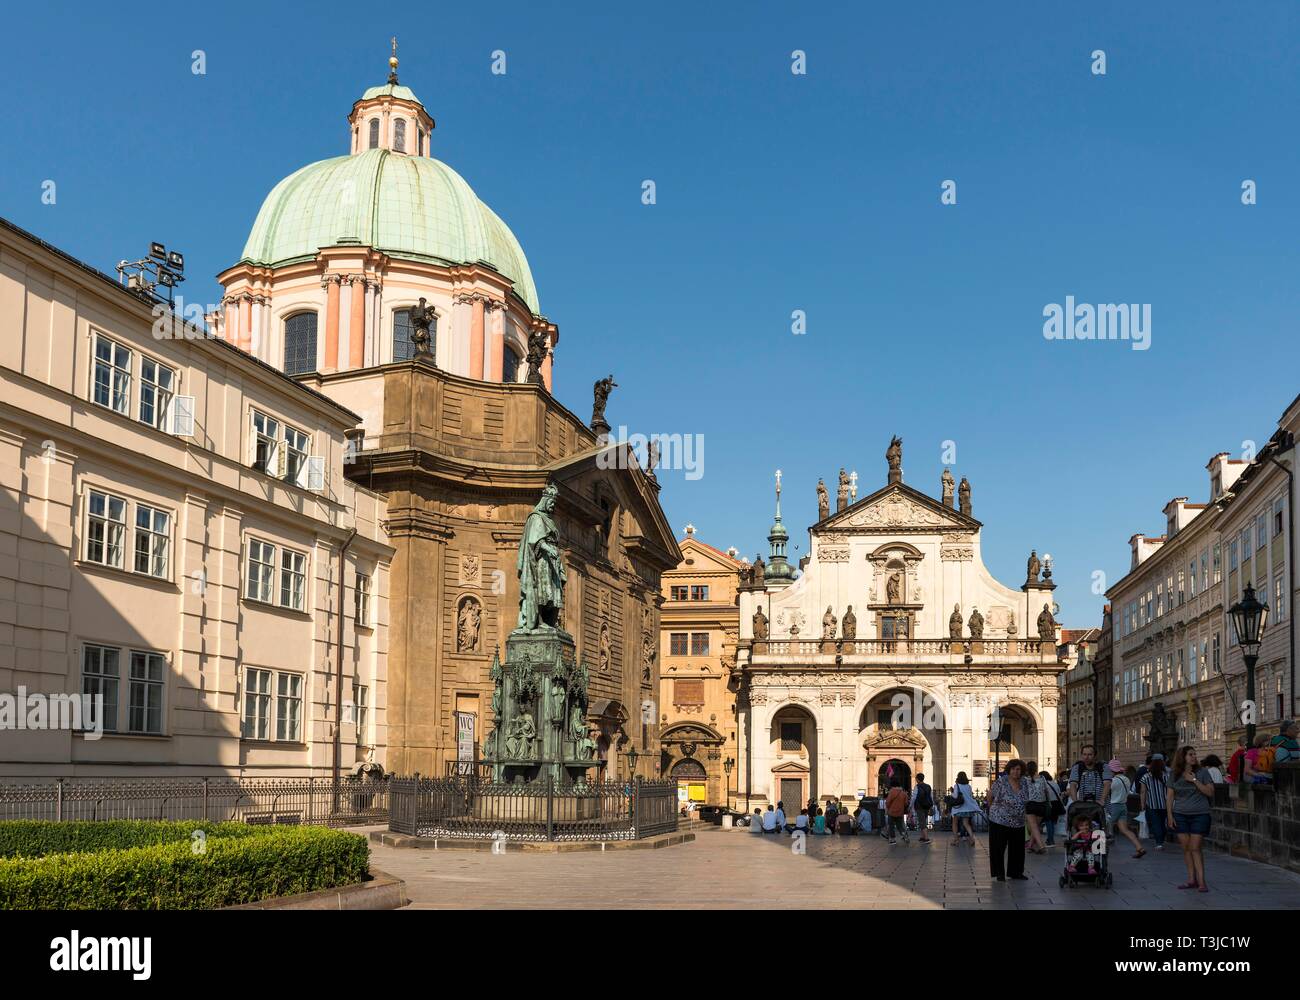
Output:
top-left (418, 128), bottom-right (425, 156)
top-left (283, 312), bottom-right (318, 375)
top-left (503, 345), bottom-right (521, 383)
top-left (393, 119), bottom-right (406, 153)
top-left (392, 307), bottom-right (433, 363)
top-left (368, 119), bottom-right (379, 149)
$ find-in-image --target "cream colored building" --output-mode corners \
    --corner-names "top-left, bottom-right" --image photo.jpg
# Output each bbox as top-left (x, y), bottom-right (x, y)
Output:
top-left (736, 448), bottom-right (1066, 809)
top-left (1107, 454), bottom-right (1239, 766)
top-left (0, 217), bottom-right (392, 777)
top-left (658, 527), bottom-right (742, 807)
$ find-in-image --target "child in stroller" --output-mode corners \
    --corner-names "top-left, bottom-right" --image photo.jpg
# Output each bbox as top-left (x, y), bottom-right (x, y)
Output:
top-left (1060, 799), bottom-right (1113, 889)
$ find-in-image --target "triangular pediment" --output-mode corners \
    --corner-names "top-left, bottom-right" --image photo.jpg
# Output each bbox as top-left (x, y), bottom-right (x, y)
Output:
top-left (677, 537), bottom-right (744, 573)
top-left (772, 760), bottom-right (810, 774)
top-left (815, 482), bottom-right (981, 533)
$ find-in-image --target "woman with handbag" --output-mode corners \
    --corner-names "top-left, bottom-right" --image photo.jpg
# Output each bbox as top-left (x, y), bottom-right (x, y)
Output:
top-left (949, 771), bottom-right (979, 845)
top-left (1107, 758), bottom-right (1146, 858)
top-left (1038, 770), bottom-right (1064, 847)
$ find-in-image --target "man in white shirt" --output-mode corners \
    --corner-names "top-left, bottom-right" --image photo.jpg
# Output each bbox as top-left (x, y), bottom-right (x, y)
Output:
top-left (794, 810), bottom-right (809, 832)
top-left (774, 802), bottom-right (787, 832)
top-left (760, 805), bottom-right (778, 833)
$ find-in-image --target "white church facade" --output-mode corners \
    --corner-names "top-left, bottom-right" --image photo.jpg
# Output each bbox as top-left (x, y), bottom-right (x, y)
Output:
top-left (735, 443), bottom-right (1066, 809)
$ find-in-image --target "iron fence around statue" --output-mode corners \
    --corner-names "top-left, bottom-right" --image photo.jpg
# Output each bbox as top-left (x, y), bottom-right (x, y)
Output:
top-left (0, 777), bottom-right (389, 827)
top-left (388, 774), bottom-right (679, 841)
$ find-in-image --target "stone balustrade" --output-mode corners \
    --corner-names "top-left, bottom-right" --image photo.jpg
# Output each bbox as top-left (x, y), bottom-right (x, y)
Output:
top-left (1210, 763), bottom-right (1300, 874)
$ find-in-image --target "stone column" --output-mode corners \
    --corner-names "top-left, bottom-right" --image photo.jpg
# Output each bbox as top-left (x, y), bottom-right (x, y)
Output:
top-left (487, 301), bottom-right (505, 382)
top-left (541, 332), bottom-right (554, 391)
top-left (469, 295), bottom-right (486, 380)
top-left (237, 295), bottom-right (252, 353)
top-left (1040, 696), bottom-right (1059, 773)
top-left (348, 275), bottom-right (366, 370)
top-left (750, 698), bottom-right (773, 806)
top-left (323, 275), bottom-right (341, 373)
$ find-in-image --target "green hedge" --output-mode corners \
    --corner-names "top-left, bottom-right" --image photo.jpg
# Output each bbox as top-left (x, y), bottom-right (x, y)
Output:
top-left (0, 820), bottom-right (270, 859)
top-left (0, 822), bottom-right (370, 909)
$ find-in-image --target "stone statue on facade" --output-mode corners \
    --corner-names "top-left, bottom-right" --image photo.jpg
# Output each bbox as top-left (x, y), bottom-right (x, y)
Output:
top-left (958, 476), bottom-right (971, 516)
top-left (967, 607), bottom-right (984, 640)
top-left (941, 467), bottom-right (954, 508)
top-left (752, 606), bottom-right (768, 640)
top-left (516, 483), bottom-right (566, 631)
top-left (887, 572), bottom-right (902, 604)
top-left (822, 606), bottom-right (837, 640)
top-left (886, 436), bottom-right (903, 484)
top-left (1026, 549), bottom-right (1041, 584)
top-left (1037, 602), bottom-right (1057, 641)
top-left (456, 597), bottom-right (482, 653)
top-left (949, 604), bottom-right (963, 639)
top-left (409, 297), bottom-right (437, 360)
top-left (817, 478), bottom-right (830, 521)
top-left (1007, 610), bottom-right (1017, 636)
top-left (752, 555), bottom-right (765, 584)
top-left (836, 468), bottom-right (850, 512)
top-left (591, 375), bottom-right (617, 434)
top-left (525, 328), bottom-right (548, 385)
top-left (598, 621), bottom-right (611, 672)
top-left (1147, 702), bottom-right (1178, 760)
top-left (842, 606), bottom-right (856, 639)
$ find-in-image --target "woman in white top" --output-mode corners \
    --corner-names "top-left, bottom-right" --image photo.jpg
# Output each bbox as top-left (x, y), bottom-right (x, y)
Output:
top-left (949, 771), bottom-right (980, 845)
top-left (1106, 759), bottom-right (1145, 858)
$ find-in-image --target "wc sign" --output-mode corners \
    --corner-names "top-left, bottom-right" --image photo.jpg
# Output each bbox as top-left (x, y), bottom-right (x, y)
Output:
top-left (456, 712), bottom-right (476, 762)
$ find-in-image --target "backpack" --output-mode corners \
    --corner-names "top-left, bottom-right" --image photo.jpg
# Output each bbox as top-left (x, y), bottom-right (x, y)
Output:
top-left (914, 782), bottom-right (933, 810)
top-left (1256, 745), bottom-right (1278, 774)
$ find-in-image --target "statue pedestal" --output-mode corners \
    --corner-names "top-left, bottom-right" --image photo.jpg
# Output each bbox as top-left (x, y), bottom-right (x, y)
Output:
top-left (486, 627), bottom-right (599, 787)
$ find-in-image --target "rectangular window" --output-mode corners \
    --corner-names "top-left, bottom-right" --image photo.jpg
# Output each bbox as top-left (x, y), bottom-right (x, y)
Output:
top-left (1156, 582), bottom-right (1165, 617)
top-left (690, 585), bottom-right (709, 601)
top-left (670, 585), bottom-right (689, 601)
top-left (245, 539), bottom-right (276, 603)
top-left (92, 334), bottom-right (132, 415)
top-left (1241, 529), bottom-right (1252, 561)
top-left (780, 721), bottom-right (802, 751)
top-left (1212, 633), bottom-right (1221, 672)
top-left (690, 632), bottom-right (710, 656)
top-left (251, 410), bottom-right (280, 474)
top-left (1213, 543), bottom-right (1222, 583)
top-left (1176, 568), bottom-right (1185, 605)
top-left (280, 549), bottom-right (306, 611)
top-left (1188, 559), bottom-right (1197, 597)
top-left (133, 504), bottom-right (170, 578)
top-left (127, 650), bottom-right (165, 734)
top-left (85, 490), bottom-right (127, 568)
top-left (1256, 513), bottom-right (1268, 551)
top-left (283, 425), bottom-right (309, 486)
top-left (1229, 540), bottom-right (1238, 573)
top-left (138, 357), bottom-right (174, 430)
top-left (669, 633), bottom-right (688, 656)
top-left (1275, 573), bottom-right (1286, 622)
top-left (1274, 498), bottom-right (1285, 538)
top-left (242, 668), bottom-right (271, 740)
top-left (352, 682), bottom-right (369, 738)
top-left (276, 672), bottom-right (303, 742)
top-left (355, 574), bottom-right (371, 627)
top-left (82, 644), bottom-right (120, 732)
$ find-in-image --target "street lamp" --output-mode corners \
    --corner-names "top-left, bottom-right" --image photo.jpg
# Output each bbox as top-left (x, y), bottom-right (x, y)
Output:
top-left (723, 757), bottom-right (735, 810)
top-left (1229, 581), bottom-right (1269, 750)
top-left (626, 746), bottom-right (640, 779)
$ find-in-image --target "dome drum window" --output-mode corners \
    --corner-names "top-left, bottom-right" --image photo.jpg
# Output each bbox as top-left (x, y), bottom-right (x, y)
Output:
top-left (283, 312), bottom-right (318, 375)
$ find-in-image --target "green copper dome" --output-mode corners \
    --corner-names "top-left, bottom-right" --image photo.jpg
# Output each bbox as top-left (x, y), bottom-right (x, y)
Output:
top-left (239, 148), bottom-right (540, 313)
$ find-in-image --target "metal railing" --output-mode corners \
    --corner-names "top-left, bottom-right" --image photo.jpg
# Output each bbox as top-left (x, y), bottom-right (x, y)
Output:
top-left (389, 774), bottom-right (678, 842)
top-left (0, 776), bottom-right (390, 827)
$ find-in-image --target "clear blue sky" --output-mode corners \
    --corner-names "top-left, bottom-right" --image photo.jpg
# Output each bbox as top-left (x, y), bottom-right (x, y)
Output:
top-left (3, 2), bottom-right (1298, 628)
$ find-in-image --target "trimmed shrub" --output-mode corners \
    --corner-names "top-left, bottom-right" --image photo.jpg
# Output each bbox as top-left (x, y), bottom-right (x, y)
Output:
top-left (0, 823), bottom-right (369, 909)
top-left (0, 820), bottom-right (269, 859)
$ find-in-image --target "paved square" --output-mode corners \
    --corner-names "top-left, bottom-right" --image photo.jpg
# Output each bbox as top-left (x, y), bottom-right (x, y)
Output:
top-left (368, 827), bottom-right (1300, 909)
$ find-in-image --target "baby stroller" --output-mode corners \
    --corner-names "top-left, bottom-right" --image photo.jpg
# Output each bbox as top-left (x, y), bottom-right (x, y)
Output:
top-left (1059, 799), bottom-right (1113, 889)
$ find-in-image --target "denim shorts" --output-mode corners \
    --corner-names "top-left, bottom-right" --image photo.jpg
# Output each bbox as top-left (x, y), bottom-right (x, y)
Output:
top-left (1173, 812), bottom-right (1211, 836)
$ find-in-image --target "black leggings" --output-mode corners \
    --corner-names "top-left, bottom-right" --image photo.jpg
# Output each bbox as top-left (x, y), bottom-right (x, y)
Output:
top-left (988, 820), bottom-right (1025, 878)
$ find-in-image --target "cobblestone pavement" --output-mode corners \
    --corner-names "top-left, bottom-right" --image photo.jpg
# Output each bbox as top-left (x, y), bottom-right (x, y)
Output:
top-left (368, 826), bottom-right (1300, 909)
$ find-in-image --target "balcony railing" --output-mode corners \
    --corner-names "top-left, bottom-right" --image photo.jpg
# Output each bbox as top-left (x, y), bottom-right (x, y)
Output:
top-left (749, 638), bottom-right (1054, 657)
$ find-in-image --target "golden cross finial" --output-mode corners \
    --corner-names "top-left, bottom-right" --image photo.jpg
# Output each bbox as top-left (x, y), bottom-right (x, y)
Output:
top-left (388, 36), bottom-right (399, 82)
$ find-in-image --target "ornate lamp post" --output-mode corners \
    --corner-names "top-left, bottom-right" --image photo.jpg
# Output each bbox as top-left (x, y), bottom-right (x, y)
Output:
top-left (724, 757), bottom-right (735, 810)
top-left (1228, 582), bottom-right (1269, 750)
top-left (626, 745), bottom-right (640, 780)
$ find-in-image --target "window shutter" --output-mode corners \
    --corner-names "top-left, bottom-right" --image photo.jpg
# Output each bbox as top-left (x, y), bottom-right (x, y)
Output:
top-left (307, 456), bottom-right (326, 492)
top-left (276, 438), bottom-right (287, 478)
top-left (248, 411), bottom-right (257, 468)
top-left (170, 395), bottom-right (195, 436)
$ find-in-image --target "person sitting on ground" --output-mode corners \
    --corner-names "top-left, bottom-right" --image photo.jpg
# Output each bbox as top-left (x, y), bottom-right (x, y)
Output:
top-left (835, 804), bottom-right (854, 835)
top-left (795, 808), bottom-right (809, 833)
top-left (825, 799), bottom-right (839, 834)
top-left (775, 800), bottom-right (788, 831)
top-left (761, 803), bottom-right (778, 833)
top-left (1269, 720), bottom-right (1300, 765)
top-left (812, 807), bottom-right (827, 835)
top-left (750, 807), bottom-right (764, 833)
top-left (855, 802), bottom-right (872, 834)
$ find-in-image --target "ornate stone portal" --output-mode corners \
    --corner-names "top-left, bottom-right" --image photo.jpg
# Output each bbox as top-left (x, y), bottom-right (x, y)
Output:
top-left (484, 484), bottom-right (599, 785)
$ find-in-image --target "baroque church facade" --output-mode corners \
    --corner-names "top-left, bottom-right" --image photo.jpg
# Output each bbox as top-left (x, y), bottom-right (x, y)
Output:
top-left (213, 51), bottom-right (680, 778)
top-left (736, 443), bottom-right (1066, 809)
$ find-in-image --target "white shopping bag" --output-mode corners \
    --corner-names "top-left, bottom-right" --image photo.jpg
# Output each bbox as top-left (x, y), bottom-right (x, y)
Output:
top-left (1137, 810), bottom-right (1149, 840)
